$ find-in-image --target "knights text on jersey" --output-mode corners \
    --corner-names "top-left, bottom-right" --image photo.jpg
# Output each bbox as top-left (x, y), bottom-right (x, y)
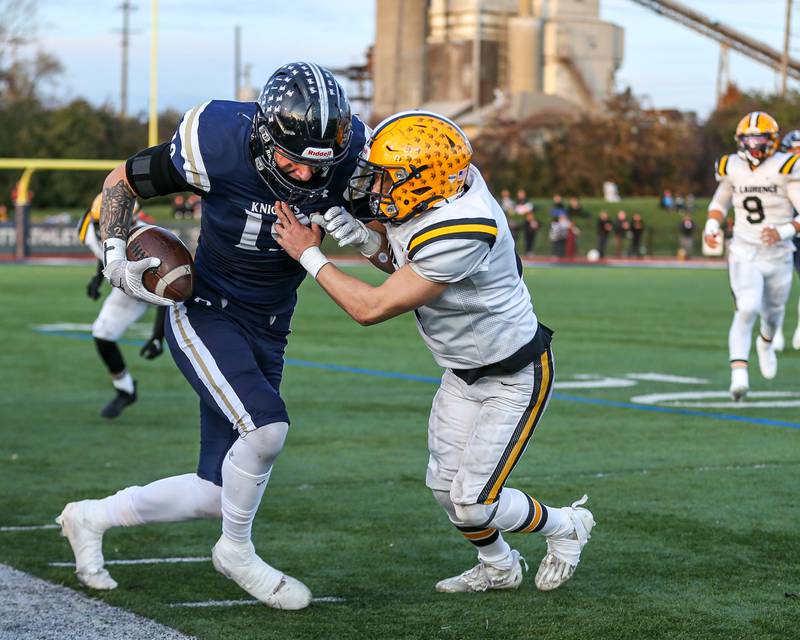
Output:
top-left (169, 100), bottom-right (367, 315)
top-left (715, 151), bottom-right (800, 251)
top-left (385, 165), bottom-right (538, 369)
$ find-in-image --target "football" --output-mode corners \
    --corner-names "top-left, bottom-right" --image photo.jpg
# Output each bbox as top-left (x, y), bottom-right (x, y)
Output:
top-left (126, 225), bottom-right (195, 302)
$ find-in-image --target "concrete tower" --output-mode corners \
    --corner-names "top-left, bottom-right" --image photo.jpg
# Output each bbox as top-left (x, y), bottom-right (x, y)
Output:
top-left (372, 0), bottom-right (428, 122)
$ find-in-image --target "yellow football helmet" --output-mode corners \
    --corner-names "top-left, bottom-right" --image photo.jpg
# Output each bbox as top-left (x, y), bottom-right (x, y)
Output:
top-left (349, 111), bottom-right (472, 223)
top-left (735, 111), bottom-right (779, 166)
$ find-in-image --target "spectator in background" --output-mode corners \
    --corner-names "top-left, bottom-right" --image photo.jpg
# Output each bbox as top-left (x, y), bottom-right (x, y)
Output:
top-left (675, 194), bottom-right (686, 213)
top-left (686, 193), bottom-right (696, 213)
top-left (499, 188), bottom-right (519, 246)
top-left (565, 217), bottom-right (581, 258)
top-left (549, 213), bottom-right (571, 257)
top-left (613, 210), bottom-right (630, 257)
top-left (172, 194), bottom-right (188, 219)
top-left (550, 194), bottom-right (566, 218)
top-left (567, 196), bottom-right (590, 220)
top-left (513, 189), bottom-right (537, 256)
top-left (678, 213), bottom-right (695, 259)
top-left (596, 211), bottom-right (613, 258)
top-left (603, 180), bottom-right (620, 202)
top-left (660, 189), bottom-right (674, 210)
top-left (187, 193), bottom-right (202, 220)
top-left (629, 213), bottom-right (645, 257)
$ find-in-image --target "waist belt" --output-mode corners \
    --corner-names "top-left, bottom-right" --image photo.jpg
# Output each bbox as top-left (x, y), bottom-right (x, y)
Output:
top-left (451, 323), bottom-right (553, 385)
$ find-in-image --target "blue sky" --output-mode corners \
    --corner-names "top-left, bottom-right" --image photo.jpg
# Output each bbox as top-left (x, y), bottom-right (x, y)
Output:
top-left (28, 0), bottom-right (797, 119)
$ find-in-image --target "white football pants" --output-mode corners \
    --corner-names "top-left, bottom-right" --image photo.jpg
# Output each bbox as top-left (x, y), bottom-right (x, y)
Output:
top-left (728, 254), bottom-right (793, 362)
top-left (426, 351), bottom-right (554, 508)
top-left (92, 287), bottom-right (149, 342)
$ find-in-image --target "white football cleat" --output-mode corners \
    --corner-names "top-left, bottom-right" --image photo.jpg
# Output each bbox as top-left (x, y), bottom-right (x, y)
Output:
top-left (792, 325), bottom-right (800, 351)
top-left (535, 495), bottom-right (595, 592)
top-left (772, 330), bottom-right (785, 353)
top-left (756, 336), bottom-right (777, 380)
top-left (435, 549), bottom-right (525, 593)
top-left (212, 536), bottom-right (311, 610)
top-left (729, 366), bottom-right (749, 401)
top-left (56, 501), bottom-right (117, 590)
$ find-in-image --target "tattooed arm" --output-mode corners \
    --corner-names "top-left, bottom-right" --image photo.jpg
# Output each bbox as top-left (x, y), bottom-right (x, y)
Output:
top-left (99, 163), bottom-right (174, 306)
top-left (99, 164), bottom-right (136, 244)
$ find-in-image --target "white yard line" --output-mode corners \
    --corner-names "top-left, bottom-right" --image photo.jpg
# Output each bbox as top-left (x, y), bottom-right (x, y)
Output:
top-left (168, 596), bottom-right (346, 608)
top-left (0, 524), bottom-right (59, 532)
top-left (49, 556), bottom-right (210, 567)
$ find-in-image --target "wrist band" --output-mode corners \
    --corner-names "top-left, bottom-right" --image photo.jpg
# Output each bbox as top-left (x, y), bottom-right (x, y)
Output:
top-left (299, 246), bottom-right (331, 279)
top-left (360, 228), bottom-right (382, 258)
top-left (703, 219), bottom-right (720, 235)
top-left (777, 222), bottom-right (797, 240)
top-left (102, 238), bottom-right (126, 267)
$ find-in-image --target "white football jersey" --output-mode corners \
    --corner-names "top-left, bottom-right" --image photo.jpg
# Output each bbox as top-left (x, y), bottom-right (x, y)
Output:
top-left (711, 151), bottom-right (800, 253)
top-left (385, 165), bottom-right (538, 369)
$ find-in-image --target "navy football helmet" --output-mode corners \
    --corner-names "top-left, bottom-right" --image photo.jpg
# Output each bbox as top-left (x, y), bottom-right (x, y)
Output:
top-left (780, 129), bottom-right (800, 154)
top-left (250, 62), bottom-right (352, 204)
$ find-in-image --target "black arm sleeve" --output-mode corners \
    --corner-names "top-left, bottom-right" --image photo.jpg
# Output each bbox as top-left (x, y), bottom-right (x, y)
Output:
top-left (125, 143), bottom-right (204, 198)
top-left (151, 306), bottom-right (167, 341)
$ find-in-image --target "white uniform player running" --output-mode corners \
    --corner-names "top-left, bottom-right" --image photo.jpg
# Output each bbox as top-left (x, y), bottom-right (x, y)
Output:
top-left (78, 193), bottom-right (166, 418)
top-left (273, 111), bottom-right (595, 594)
top-left (703, 112), bottom-right (800, 400)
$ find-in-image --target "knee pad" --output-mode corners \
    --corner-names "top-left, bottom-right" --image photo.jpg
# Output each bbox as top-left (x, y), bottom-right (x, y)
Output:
top-left (229, 421), bottom-right (288, 475)
top-left (734, 305), bottom-right (759, 325)
top-left (453, 502), bottom-right (497, 528)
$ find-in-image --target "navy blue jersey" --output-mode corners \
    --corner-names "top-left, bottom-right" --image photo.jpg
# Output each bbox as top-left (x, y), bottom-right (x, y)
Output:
top-left (169, 100), bottom-right (367, 316)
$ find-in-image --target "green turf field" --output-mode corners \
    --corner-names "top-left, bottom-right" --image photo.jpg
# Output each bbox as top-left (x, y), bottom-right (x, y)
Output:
top-left (1, 264), bottom-right (798, 640)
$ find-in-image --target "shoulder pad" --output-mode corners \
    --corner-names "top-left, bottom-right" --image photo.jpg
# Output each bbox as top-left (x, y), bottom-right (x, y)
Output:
top-left (779, 153), bottom-right (800, 175)
top-left (76, 210), bottom-right (94, 243)
top-left (407, 217), bottom-right (498, 261)
top-left (715, 154), bottom-right (731, 178)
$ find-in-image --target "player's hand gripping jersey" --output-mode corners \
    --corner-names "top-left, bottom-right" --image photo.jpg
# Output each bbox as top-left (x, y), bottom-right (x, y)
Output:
top-left (710, 151), bottom-right (800, 256)
top-left (385, 166), bottom-right (537, 369)
top-left (166, 100), bottom-right (367, 315)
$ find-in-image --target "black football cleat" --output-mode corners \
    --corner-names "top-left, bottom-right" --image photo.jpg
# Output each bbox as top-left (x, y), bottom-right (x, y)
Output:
top-left (100, 382), bottom-right (137, 419)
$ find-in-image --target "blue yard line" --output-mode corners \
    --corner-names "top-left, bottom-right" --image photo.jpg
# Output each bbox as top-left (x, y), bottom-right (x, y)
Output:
top-left (552, 393), bottom-right (800, 430)
top-left (33, 328), bottom-right (800, 430)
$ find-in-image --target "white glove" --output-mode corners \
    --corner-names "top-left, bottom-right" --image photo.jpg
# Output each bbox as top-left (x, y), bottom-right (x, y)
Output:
top-left (310, 206), bottom-right (381, 258)
top-left (102, 239), bottom-right (174, 306)
top-left (703, 218), bottom-right (721, 238)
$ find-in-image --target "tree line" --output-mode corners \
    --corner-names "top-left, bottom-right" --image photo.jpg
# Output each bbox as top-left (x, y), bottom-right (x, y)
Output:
top-left (473, 86), bottom-right (800, 199)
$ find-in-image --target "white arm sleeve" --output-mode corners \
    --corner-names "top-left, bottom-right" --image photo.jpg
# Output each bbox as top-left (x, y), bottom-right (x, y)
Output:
top-left (84, 220), bottom-right (105, 261)
top-left (708, 180), bottom-right (733, 215)
top-left (786, 181), bottom-right (800, 215)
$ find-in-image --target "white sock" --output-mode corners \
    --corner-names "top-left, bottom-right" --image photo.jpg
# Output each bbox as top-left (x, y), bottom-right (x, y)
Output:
top-left (112, 370), bottom-right (135, 395)
top-left (478, 535), bottom-right (514, 570)
top-left (538, 505), bottom-right (573, 538)
top-left (729, 309), bottom-right (757, 362)
top-left (221, 456), bottom-right (270, 544)
top-left (101, 473), bottom-right (221, 528)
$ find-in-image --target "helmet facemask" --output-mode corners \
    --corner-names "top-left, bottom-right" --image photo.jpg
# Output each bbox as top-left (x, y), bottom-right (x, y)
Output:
top-left (737, 133), bottom-right (777, 167)
top-left (348, 155), bottom-right (437, 223)
top-left (251, 114), bottom-right (337, 205)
